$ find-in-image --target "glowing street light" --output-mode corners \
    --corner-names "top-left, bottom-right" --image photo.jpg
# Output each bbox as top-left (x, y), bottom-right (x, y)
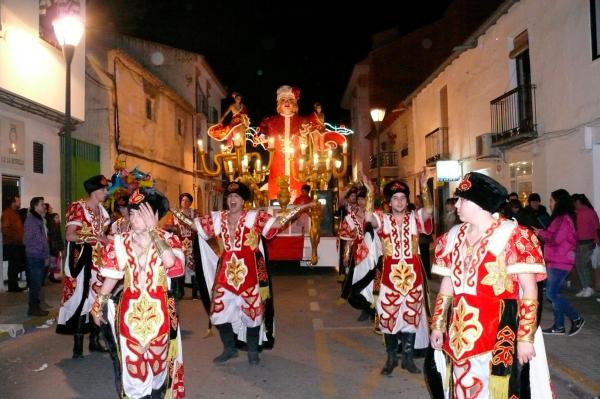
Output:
top-left (53, 14), bottom-right (84, 208)
top-left (370, 108), bottom-right (386, 193)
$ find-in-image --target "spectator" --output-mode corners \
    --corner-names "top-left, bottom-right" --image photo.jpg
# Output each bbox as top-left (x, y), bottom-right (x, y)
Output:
top-left (443, 197), bottom-right (460, 232)
top-left (508, 192), bottom-right (519, 201)
top-left (416, 194), bottom-right (433, 279)
top-left (23, 196), bottom-right (50, 316)
top-left (572, 194), bottom-right (599, 298)
top-left (45, 210), bottom-right (64, 283)
top-left (1, 195), bottom-right (26, 292)
top-left (538, 189), bottom-right (585, 336)
top-left (503, 199), bottom-right (523, 222)
top-left (520, 193), bottom-right (550, 229)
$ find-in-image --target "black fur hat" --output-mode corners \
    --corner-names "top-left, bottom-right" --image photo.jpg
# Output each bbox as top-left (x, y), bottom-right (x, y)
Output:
top-left (225, 181), bottom-right (251, 201)
top-left (128, 187), bottom-right (170, 219)
top-left (84, 175), bottom-right (109, 194)
top-left (356, 186), bottom-right (368, 198)
top-left (383, 180), bottom-right (410, 202)
top-left (179, 193), bottom-right (193, 203)
top-left (455, 172), bottom-right (507, 213)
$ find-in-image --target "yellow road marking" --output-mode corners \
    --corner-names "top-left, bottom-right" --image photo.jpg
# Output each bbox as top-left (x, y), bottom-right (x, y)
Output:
top-left (314, 330), bottom-right (336, 398)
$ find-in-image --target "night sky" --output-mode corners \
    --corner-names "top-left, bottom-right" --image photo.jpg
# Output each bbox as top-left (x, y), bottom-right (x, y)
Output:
top-left (88, 1), bottom-right (453, 125)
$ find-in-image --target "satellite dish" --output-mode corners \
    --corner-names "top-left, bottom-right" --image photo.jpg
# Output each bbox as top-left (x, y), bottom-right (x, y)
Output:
top-left (150, 51), bottom-right (165, 66)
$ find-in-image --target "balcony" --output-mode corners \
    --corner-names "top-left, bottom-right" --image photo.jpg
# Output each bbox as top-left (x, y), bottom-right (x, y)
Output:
top-left (490, 84), bottom-right (537, 147)
top-left (370, 151), bottom-right (398, 169)
top-left (425, 127), bottom-right (449, 166)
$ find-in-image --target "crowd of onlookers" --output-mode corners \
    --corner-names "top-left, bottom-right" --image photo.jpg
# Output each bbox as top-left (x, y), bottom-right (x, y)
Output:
top-left (1, 195), bottom-right (64, 317)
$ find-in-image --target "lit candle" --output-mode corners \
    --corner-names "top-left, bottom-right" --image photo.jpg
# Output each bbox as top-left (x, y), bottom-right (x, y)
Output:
top-left (300, 143), bottom-right (306, 155)
top-left (342, 141), bottom-right (347, 153)
top-left (299, 158), bottom-right (304, 170)
top-left (242, 155), bottom-right (249, 172)
top-left (256, 159), bottom-right (261, 171)
top-left (234, 133), bottom-right (241, 146)
top-left (198, 139), bottom-right (203, 151)
top-left (326, 158), bottom-right (331, 170)
top-left (268, 137), bottom-right (275, 149)
top-left (335, 160), bottom-right (342, 169)
top-left (328, 149), bottom-right (332, 158)
top-left (220, 144), bottom-right (226, 152)
top-left (227, 160), bottom-right (233, 172)
top-left (313, 154), bottom-right (319, 168)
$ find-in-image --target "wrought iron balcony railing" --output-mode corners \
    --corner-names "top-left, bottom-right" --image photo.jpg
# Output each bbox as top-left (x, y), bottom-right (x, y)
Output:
top-left (490, 84), bottom-right (537, 147)
top-left (369, 151), bottom-right (398, 169)
top-left (425, 127), bottom-right (449, 166)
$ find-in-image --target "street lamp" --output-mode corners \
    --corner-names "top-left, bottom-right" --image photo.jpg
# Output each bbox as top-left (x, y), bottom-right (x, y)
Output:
top-left (53, 15), bottom-right (83, 210)
top-left (370, 107), bottom-right (386, 193)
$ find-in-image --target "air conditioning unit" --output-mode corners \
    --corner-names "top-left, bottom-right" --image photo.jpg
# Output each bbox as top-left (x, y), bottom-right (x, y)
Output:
top-left (476, 133), bottom-right (501, 159)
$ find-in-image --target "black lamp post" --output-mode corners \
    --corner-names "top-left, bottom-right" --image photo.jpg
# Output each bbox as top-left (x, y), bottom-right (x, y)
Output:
top-left (370, 108), bottom-right (386, 194)
top-left (53, 15), bottom-right (83, 210)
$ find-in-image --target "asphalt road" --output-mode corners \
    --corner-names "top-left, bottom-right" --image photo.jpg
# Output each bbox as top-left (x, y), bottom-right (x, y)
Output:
top-left (0, 266), bottom-right (589, 398)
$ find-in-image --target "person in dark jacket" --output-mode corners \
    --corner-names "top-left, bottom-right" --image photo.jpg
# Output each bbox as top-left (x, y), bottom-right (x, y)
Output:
top-left (520, 193), bottom-right (550, 229)
top-left (23, 196), bottom-right (50, 316)
top-left (45, 209), bottom-right (64, 283)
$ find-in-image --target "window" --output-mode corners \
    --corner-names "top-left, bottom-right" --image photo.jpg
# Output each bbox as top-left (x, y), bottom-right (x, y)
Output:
top-left (33, 142), bottom-right (44, 174)
top-left (509, 161), bottom-right (532, 205)
top-left (209, 106), bottom-right (219, 124)
top-left (591, 0), bottom-right (600, 59)
top-left (145, 97), bottom-right (155, 120)
top-left (196, 81), bottom-right (208, 115)
top-left (177, 117), bottom-right (184, 136)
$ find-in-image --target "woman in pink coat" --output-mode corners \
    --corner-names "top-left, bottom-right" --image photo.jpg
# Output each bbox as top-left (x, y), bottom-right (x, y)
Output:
top-left (536, 189), bottom-right (585, 336)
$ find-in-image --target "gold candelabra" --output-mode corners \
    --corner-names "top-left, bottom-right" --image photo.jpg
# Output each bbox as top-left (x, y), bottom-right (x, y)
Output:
top-left (197, 134), bottom-right (275, 207)
top-left (289, 140), bottom-right (348, 190)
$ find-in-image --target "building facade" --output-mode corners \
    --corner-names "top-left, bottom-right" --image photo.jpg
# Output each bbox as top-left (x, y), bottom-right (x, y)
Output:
top-left (0, 0), bottom-right (86, 214)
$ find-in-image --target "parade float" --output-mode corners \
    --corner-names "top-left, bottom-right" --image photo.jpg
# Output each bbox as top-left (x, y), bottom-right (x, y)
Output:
top-left (197, 85), bottom-right (352, 266)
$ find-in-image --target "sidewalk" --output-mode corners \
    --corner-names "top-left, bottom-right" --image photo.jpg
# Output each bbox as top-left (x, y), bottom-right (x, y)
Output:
top-left (539, 289), bottom-right (600, 399)
top-left (0, 279), bottom-right (62, 341)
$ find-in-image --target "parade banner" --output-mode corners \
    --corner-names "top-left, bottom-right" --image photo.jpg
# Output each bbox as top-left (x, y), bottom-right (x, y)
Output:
top-left (0, 115), bottom-right (25, 171)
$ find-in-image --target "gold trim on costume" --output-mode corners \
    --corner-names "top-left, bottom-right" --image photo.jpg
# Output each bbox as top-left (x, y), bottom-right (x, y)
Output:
top-left (517, 298), bottom-right (538, 343)
top-left (449, 297), bottom-right (483, 359)
top-left (389, 260), bottom-right (416, 296)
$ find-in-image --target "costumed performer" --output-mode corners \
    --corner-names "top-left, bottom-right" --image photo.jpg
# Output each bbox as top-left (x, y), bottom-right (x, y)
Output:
top-left (56, 175), bottom-right (110, 358)
top-left (171, 181), bottom-right (311, 365)
top-left (427, 172), bottom-right (552, 399)
top-left (91, 188), bottom-right (185, 399)
top-left (362, 171), bottom-right (433, 376)
top-left (338, 186), bottom-right (382, 322)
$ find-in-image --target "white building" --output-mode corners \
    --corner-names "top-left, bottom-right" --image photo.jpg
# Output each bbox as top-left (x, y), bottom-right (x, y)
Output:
top-left (0, 0), bottom-right (86, 213)
top-left (388, 0), bottom-right (600, 212)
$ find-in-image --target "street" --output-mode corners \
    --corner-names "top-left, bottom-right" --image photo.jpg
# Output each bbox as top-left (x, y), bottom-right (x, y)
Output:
top-left (1, 266), bottom-right (599, 399)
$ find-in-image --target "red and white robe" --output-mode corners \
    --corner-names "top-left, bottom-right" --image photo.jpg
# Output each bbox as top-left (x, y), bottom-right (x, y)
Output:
top-left (101, 230), bottom-right (186, 399)
top-left (195, 209), bottom-right (277, 344)
top-left (431, 218), bottom-right (553, 399)
top-left (57, 200), bottom-right (110, 333)
top-left (338, 211), bottom-right (382, 304)
top-left (373, 210), bottom-right (431, 347)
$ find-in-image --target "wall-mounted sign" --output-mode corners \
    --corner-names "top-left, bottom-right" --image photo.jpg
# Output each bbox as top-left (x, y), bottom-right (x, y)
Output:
top-left (0, 115), bottom-right (25, 171)
top-left (436, 160), bottom-right (461, 182)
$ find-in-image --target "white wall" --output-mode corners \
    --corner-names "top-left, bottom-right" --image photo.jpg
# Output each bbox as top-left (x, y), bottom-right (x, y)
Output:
top-left (0, 0), bottom-right (86, 121)
top-left (409, 0), bottom-right (600, 208)
top-left (0, 107), bottom-right (61, 210)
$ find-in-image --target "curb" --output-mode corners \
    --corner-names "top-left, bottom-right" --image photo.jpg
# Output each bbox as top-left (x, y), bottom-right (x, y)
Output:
top-left (0, 310), bottom-right (58, 343)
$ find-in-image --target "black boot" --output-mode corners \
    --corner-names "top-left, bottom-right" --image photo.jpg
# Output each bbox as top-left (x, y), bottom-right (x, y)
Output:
top-left (73, 334), bottom-right (84, 359)
top-left (191, 276), bottom-right (199, 300)
top-left (380, 333), bottom-right (399, 376)
top-left (246, 326), bottom-right (261, 365)
top-left (89, 324), bottom-right (109, 353)
top-left (213, 323), bottom-right (238, 363)
top-left (357, 308), bottom-right (370, 322)
top-left (400, 332), bottom-right (420, 374)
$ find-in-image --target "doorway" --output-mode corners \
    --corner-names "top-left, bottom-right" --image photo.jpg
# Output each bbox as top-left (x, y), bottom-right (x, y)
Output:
top-left (1, 175), bottom-right (21, 210)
